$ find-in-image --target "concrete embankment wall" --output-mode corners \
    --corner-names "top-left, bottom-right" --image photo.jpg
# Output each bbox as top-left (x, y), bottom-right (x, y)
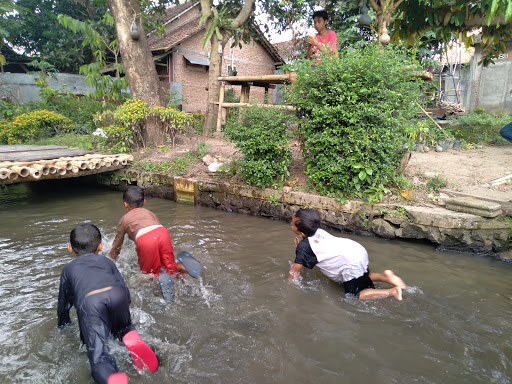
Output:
top-left (96, 170), bottom-right (512, 258)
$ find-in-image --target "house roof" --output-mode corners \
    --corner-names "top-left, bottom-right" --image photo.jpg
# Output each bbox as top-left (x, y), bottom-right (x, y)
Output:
top-left (441, 42), bottom-right (475, 65)
top-left (148, 1), bottom-right (284, 65)
top-left (149, 13), bottom-right (203, 52)
top-left (162, 1), bottom-right (200, 23)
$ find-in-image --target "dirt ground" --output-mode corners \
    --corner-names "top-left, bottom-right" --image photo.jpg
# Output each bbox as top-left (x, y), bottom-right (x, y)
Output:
top-left (137, 134), bottom-right (512, 205)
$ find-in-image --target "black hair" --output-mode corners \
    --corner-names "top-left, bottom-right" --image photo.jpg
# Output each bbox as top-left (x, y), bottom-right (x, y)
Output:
top-left (312, 10), bottom-right (329, 22)
top-left (70, 223), bottom-right (102, 255)
top-left (293, 208), bottom-right (321, 237)
top-left (123, 185), bottom-right (145, 208)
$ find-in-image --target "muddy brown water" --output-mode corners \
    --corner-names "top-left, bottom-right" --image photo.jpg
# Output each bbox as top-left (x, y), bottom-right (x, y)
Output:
top-left (0, 180), bottom-right (511, 383)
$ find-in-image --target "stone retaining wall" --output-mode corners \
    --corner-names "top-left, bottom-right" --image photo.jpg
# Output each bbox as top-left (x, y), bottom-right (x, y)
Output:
top-left (96, 169), bottom-right (512, 257)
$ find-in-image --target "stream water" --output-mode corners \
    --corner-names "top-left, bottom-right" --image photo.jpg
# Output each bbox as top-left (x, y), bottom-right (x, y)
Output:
top-left (0, 180), bottom-right (511, 384)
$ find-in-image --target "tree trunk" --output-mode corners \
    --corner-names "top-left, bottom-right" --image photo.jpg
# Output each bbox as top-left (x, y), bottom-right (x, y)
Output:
top-left (200, 0), bottom-right (254, 137)
top-left (108, 0), bottom-right (166, 147)
top-left (203, 35), bottom-right (222, 137)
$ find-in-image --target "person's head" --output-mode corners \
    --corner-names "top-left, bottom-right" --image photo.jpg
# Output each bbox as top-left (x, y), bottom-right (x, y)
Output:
top-left (291, 208), bottom-right (321, 237)
top-left (123, 186), bottom-right (145, 210)
top-left (68, 223), bottom-right (103, 256)
top-left (312, 10), bottom-right (329, 33)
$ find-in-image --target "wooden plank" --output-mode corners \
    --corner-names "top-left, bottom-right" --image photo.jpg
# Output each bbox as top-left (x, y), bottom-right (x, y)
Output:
top-left (0, 145), bottom-right (68, 153)
top-left (0, 148), bottom-right (96, 162)
top-left (489, 173), bottom-right (512, 186)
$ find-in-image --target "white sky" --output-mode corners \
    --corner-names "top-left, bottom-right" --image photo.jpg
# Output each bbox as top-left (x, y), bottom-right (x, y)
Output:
top-left (255, 9), bottom-right (307, 44)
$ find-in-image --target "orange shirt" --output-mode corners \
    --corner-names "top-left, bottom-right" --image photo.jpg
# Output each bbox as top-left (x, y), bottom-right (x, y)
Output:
top-left (312, 30), bottom-right (338, 64)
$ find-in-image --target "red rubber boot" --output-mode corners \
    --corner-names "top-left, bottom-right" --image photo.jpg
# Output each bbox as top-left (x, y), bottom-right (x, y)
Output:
top-left (122, 330), bottom-right (158, 372)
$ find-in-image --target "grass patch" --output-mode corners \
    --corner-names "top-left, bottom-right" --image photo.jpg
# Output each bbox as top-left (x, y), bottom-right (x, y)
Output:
top-left (131, 142), bottom-right (211, 176)
top-left (27, 133), bottom-right (106, 151)
top-left (445, 111), bottom-right (511, 145)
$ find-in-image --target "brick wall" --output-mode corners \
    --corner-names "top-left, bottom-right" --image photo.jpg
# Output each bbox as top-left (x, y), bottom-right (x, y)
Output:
top-left (158, 6), bottom-right (278, 114)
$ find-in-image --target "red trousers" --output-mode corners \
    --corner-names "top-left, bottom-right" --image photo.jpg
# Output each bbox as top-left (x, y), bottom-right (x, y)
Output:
top-left (135, 226), bottom-right (177, 275)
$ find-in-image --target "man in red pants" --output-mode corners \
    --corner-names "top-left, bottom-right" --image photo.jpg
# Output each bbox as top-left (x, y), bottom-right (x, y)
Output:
top-left (110, 186), bottom-right (186, 277)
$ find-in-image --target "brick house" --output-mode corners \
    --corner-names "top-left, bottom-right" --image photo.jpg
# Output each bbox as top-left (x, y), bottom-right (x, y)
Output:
top-left (148, 1), bottom-right (284, 114)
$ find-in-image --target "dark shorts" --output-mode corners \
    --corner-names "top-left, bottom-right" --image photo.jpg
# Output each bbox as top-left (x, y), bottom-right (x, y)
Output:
top-left (343, 271), bottom-right (375, 297)
top-left (78, 286), bottom-right (134, 384)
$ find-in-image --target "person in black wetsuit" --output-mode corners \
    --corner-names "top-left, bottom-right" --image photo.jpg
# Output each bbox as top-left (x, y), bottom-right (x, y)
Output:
top-left (57, 223), bottom-right (157, 384)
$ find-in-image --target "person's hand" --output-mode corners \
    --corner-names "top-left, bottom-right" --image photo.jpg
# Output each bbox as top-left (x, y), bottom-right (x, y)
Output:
top-left (307, 35), bottom-right (319, 47)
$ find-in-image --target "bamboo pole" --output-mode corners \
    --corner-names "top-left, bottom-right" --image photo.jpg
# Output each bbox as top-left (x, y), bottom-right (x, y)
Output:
top-left (220, 102), bottom-right (296, 109)
top-left (10, 166), bottom-right (30, 177)
top-left (218, 74), bottom-right (291, 83)
top-left (216, 81), bottom-right (226, 132)
top-left (52, 161), bottom-right (73, 171)
top-left (415, 102), bottom-right (448, 134)
top-left (0, 168), bottom-right (18, 180)
top-left (54, 167), bottom-right (67, 176)
top-left (27, 167), bottom-right (41, 179)
top-left (29, 163), bottom-right (50, 176)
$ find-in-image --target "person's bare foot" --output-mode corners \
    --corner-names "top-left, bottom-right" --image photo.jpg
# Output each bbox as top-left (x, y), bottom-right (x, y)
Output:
top-left (392, 286), bottom-right (403, 300)
top-left (384, 270), bottom-right (406, 289)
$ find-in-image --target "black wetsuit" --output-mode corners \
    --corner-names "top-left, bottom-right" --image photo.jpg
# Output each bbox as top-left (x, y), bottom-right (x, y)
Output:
top-left (57, 253), bottom-right (135, 384)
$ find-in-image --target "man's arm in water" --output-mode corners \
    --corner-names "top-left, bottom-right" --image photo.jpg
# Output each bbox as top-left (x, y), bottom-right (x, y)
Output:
top-left (288, 263), bottom-right (304, 281)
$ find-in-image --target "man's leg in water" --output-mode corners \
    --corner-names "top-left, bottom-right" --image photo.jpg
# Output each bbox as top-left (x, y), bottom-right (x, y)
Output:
top-left (369, 270), bottom-right (406, 288)
top-left (359, 286), bottom-right (402, 300)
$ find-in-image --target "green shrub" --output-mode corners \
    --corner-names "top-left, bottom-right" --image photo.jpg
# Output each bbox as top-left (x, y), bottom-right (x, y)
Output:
top-left (187, 113), bottom-right (206, 135)
top-left (94, 99), bottom-right (198, 153)
top-left (45, 94), bottom-right (114, 133)
top-left (287, 44), bottom-right (425, 201)
top-left (153, 106), bottom-right (194, 146)
top-left (0, 110), bottom-right (74, 144)
top-left (94, 99), bottom-right (149, 153)
top-left (0, 100), bottom-right (28, 119)
top-left (426, 174), bottom-right (448, 193)
top-left (224, 105), bottom-right (295, 188)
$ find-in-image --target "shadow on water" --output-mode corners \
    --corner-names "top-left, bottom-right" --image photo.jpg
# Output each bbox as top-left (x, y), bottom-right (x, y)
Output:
top-left (0, 180), bottom-right (511, 383)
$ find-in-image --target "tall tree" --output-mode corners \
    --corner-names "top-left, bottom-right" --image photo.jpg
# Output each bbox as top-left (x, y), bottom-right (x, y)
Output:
top-left (0, 0), bottom-right (18, 69)
top-left (199, 0), bottom-right (255, 135)
top-left (391, 0), bottom-right (512, 65)
top-left (6, 0), bottom-right (104, 72)
top-left (107, 0), bottom-right (167, 146)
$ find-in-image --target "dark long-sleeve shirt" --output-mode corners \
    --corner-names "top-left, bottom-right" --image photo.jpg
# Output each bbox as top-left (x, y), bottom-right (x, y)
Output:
top-left (57, 253), bottom-right (130, 327)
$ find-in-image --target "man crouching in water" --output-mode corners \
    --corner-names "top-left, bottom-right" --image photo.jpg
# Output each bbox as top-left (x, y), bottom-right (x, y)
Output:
top-left (288, 209), bottom-right (405, 300)
top-left (57, 223), bottom-right (157, 384)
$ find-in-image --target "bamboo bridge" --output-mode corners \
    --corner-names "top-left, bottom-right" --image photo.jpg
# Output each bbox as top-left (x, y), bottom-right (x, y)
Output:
top-left (0, 145), bottom-right (133, 185)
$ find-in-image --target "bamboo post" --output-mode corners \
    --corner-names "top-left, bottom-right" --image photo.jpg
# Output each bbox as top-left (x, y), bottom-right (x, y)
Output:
top-left (415, 102), bottom-right (448, 134)
top-left (240, 84), bottom-right (250, 103)
top-left (216, 81), bottom-right (226, 132)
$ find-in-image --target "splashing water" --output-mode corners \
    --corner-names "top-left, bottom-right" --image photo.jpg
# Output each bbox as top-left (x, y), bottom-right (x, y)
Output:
top-left (198, 276), bottom-right (211, 308)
